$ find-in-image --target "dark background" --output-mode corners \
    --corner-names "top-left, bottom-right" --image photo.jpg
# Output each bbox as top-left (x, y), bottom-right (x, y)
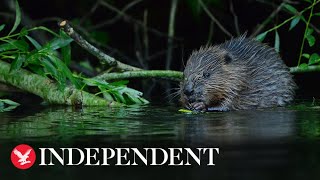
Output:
top-left (1, 0), bottom-right (319, 101)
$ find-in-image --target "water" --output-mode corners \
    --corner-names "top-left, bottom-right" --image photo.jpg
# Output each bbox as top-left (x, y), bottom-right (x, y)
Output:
top-left (0, 104), bottom-right (319, 179)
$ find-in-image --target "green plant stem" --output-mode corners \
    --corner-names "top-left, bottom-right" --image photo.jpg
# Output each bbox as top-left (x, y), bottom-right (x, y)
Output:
top-left (0, 60), bottom-right (120, 106)
top-left (260, 0), bottom-right (320, 35)
top-left (95, 70), bottom-right (183, 82)
top-left (0, 26), bottom-right (59, 41)
top-left (297, 0), bottom-right (316, 66)
top-left (289, 65), bottom-right (320, 74)
top-left (95, 66), bottom-right (320, 82)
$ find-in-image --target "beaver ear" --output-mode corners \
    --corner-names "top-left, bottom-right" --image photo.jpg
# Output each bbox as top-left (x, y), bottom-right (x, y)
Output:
top-left (225, 54), bottom-right (232, 64)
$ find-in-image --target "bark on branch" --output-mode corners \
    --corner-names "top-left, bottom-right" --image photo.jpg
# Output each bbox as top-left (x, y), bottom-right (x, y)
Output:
top-left (0, 60), bottom-right (120, 106)
top-left (95, 70), bottom-right (183, 82)
top-left (58, 20), bottom-right (141, 71)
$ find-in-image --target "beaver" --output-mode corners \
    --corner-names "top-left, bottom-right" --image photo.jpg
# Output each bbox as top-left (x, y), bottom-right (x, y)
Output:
top-left (180, 35), bottom-right (296, 111)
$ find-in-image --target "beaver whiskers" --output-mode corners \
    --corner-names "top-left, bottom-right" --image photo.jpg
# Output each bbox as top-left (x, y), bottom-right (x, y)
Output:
top-left (180, 35), bottom-right (296, 112)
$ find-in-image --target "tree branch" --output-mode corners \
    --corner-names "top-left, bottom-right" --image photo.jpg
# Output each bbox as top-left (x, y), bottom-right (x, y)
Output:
top-left (198, 0), bottom-right (232, 37)
top-left (166, 0), bottom-right (178, 70)
top-left (290, 65), bottom-right (320, 74)
top-left (0, 60), bottom-right (120, 106)
top-left (95, 70), bottom-right (183, 82)
top-left (58, 20), bottom-right (141, 71)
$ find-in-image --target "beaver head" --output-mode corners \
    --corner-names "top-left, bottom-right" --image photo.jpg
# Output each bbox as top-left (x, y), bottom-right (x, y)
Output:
top-left (180, 46), bottom-right (246, 112)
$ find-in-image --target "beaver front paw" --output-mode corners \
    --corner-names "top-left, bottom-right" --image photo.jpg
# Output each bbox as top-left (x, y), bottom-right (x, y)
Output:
top-left (190, 102), bottom-right (207, 112)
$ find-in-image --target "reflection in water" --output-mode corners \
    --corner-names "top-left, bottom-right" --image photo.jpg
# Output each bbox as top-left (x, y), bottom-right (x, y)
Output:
top-left (0, 105), bottom-right (319, 180)
top-left (0, 106), bottom-right (299, 143)
top-left (181, 109), bottom-right (297, 144)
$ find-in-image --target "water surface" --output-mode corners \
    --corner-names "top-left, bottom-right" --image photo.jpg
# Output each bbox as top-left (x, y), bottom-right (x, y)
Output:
top-left (0, 104), bottom-right (319, 179)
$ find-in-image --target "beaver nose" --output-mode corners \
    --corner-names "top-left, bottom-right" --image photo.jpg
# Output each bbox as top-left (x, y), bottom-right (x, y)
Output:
top-left (183, 84), bottom-right (194, 96)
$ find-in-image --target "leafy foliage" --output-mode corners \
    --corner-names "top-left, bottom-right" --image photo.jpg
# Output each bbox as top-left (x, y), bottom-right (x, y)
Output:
top-left (256, 0), bottom-right (320, 69)
top-left (0, 0), bottom-right (148, 106)
top-left (83, 78), bottom-right (149, 105)
top-left (0, 99), bottom-right (20, 112)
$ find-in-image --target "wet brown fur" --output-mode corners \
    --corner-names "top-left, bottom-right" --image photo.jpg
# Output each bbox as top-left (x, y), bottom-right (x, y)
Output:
top-left (180, 35), bottom-right (296, 111)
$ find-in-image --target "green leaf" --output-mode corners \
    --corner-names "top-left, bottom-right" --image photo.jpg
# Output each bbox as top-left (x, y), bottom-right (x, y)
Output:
top-left (9, 0), bottom-right (21, 35)
top-left (0, 24), bottom-right (5, 32)
top-left (47, 54), bottom-right (82, 89)
top-left (274, 31), bottom-right (280, 52)
top-left (138, 97), bottom-right (149, 104)
top-left (306, 35), bottom-right (315, 47)
top-left (61, 44), bottom-right (71, 65)
top-left (42, 58), bottom-right (59, 78)
top-left (308, 53), bottom-right (320, 65)
top-left (26, 51), bottom-right (42, 64)
top-left (299, 63), bottom-right (308, 69)
top-left (0, 40), bottom-right (29, 52)
top-left (25, 35), bottom-right (42, 50)
top-left (0, 99), bottom-right (20, 106)
top-left (83, 78), bottom-right (110, 87)
top-left (19, 27), bottom-right (29, 37)
top-left (305, 28), bottom-right (315, 47)
top-left (0, 99), bottom-right (20, 112)
top-left (284, 4), bottom-right (298, 14)
top-left (10, 54), bottom-right (25, 72)
top-left (60, 29), bottom-right (72, 65)
top-left (109, 80), bottom-right (129, 86)
top-left (256, 32), bottom-right (268, 42)
top-left (98, 87), bottom-right (114, 101)
top-left (82, 78), bottom-right (148, 105)
top-left (43, 36), bottom-right (73, 51)
top-left (34, 26), bottom-right (59, 37)
top-left (112, 91), bottom-right (126, 104)
top-left (178, 109), bottom-right (194, 113)
top-left (0, 42), bottom-right (17, 52)
top-left (289, 17), bottom-right (300, 30)
top-left (306, 28), bottom-right (313, 36)
top-left (28, 64), bottom-right (45, 76)
top-left (302, 53), bottom-right (310, 59)
top-left (314, 12), bottom-right (320, 16)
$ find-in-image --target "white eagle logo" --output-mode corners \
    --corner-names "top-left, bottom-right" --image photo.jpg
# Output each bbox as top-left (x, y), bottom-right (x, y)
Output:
top-left (13, 148), bottom-right (32, 165)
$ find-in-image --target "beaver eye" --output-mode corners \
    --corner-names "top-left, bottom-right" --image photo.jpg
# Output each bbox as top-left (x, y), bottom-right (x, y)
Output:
top-left (203, 72), bottom-right (210, 78)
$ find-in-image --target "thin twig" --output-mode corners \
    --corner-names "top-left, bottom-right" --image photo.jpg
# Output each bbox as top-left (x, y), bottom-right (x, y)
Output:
top-left (96, 0), bottom-right (143, 26)
top-left (166, 0), bottom-right (178, 70)
top-left (143, 9), bottom-right (149, 66)
top-left (59, 20), bottom-right (141, 71)
top-left (74, 23), bottom-right (136, 65)
top-left (206, 20), bottom-right (214, 45)
top-left (298, 0), bottom-right (316, 66)
top-left (256, 0), bottom-right (320, 35)
top-left (79, 0), bottom-right (101, 25)
top-left (198, 0), bottom-right (232, 37)
top-left (229, 0), bottom-right (240, 36)
top-left (250, 2), bottom-right (286, 37)
top-left (91, 0), bottom-right (183, 41)
top-left (134, 24), bottom-right (145, 68)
